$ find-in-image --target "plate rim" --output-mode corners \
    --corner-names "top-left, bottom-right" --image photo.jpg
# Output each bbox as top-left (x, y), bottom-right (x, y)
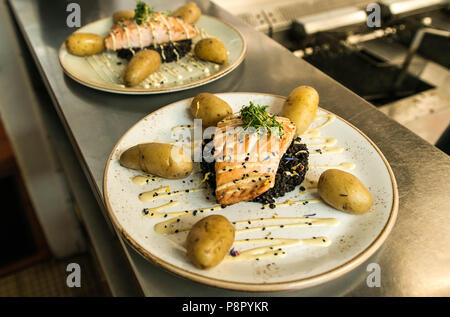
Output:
top-left (58, 15), bottom-right (248, 94)
top-left (103, 92), bottom-right (399, 292)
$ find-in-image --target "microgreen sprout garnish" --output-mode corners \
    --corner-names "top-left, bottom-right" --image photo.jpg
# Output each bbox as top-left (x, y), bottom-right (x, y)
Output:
top-left (240, 102), bottom-right (284, 137)
top-left (134, 1), bottom-right (155, 25)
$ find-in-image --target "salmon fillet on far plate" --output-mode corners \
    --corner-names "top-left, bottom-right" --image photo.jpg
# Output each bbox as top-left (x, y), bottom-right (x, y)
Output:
top-left (105, 13), bottom-right (200, 51)
top-left (213, 115), bottom-right (296, 206)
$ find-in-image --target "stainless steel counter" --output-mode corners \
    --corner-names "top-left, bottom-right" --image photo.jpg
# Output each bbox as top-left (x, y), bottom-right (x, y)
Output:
top-left (8, 0), bottom-right (450, 296)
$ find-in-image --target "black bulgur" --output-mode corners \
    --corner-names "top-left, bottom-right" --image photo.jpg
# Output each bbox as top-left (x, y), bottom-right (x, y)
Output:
top-left (117, 39), bottom-right (192, 63)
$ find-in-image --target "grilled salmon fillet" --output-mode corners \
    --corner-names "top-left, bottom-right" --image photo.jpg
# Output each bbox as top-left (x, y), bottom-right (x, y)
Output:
top-left (105, 13), bottom-right (200, 51)
top-left (213, 115), bottom-right (296, 205)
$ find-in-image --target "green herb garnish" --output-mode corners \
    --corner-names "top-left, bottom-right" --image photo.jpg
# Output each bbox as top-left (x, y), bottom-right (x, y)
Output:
top-left (134, 1), bottom-right (155, 25)
top-left (240, 102), bottom-right (284, 136)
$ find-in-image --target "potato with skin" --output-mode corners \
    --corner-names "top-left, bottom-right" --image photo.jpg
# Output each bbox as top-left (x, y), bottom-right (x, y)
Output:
top-left (318, 169), bottom-right (373, 214)
top-left (282, 86), bottom-right (319, 137)
top-left (65, 33), bottom-right (105, 56)
top-left (194, 38), bottom-right (228, 64)
top-left (113, 10), bottom-right (135, 23)
top-left (119, 143), bottom-right (192, 179)
top-left (190, 93), bottom-right (233, 127)
top-left (124, 49), bottom-right (161, 87)
top-left (186, 215), bottom-right (235, 269)
top-left (173, 2), bottom-right (202, 24)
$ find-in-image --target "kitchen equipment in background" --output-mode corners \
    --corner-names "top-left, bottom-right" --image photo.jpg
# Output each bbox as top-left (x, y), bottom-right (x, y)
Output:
top-left (292, 6), bottom-right (367, 36)
top-left (380, 0), bottom-right (449, 19)
top-left (213, 0), bottom-right (450, 144)
top-left (292, 32), bottom-right (435, 105)
top-left (214, 0), bottom-right (448, 104)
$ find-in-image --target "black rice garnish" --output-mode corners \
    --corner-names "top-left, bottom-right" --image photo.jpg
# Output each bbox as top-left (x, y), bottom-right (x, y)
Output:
top-left (200, 136), bottom-right (309, 205)
top-left (117, 39), bottom-right (192, 63)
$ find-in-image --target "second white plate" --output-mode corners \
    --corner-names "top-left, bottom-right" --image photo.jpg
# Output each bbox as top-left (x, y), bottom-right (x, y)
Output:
top-left (59, 15), bottom-right (247, 94)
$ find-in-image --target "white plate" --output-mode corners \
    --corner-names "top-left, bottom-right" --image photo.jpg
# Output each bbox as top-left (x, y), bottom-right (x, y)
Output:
top-left (59, 16), bottom-right (247, 94)
top-left (103, 93), bottom-right (398, 291)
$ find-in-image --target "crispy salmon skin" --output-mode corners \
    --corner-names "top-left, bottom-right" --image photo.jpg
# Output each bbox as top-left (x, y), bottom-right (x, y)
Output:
top-left (105, 13), bottom-right (199, 51)
top-left (212, 115), bottom-right (296, 205)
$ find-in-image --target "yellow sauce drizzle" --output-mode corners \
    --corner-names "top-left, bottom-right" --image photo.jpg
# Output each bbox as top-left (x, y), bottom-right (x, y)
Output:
top-left (173, 48), bottom-right (180, 61)
top-left (263, 198), bottom-right (320, 209)
top-left (90, 55), bottom-right (116, 83)
top-left (199, 28), bottom-right (210, 39)
top-left (302, 114), bottom-right (336, 137)
top-left (302, 129), bottom-right (321, 137)
top-left (149, 19), bottom-right (156, 45)
top-left (145, 71), bottom-right (168, 87)
top-left (200, 172), bottom-right (211, 184)
top-left (142, 201), bottom-right (180, 217)
top-left (233, 216), bottom-right (338, 233)
top-left (162, 65), bottom-right (182, 79)
top-left (138, 186), bottom-right (169, 201)
top-left (123, 27), bottom-right (135, 55)
top-left (176, 60), bottom-right (193, 72)
top-left (131, 174), bottom-right (162, 185)
top-left (139, 187), bottom-right (205, 202)
top-left (160, 44), bottom-right (166, 60)
top-left (180, 22), bottom-right (191, 39)
top-left (314, 114), bottom-right (336, 129)
top-left (135, 21), bottom-right (144, 49)
top-left (85, 57), bottom-right (109, 82)
top-left (188, 55), bottom-right (210, 74)
top-left (158, 14), bottom-right (173, 42)
top-left (100, 54), bottom-right (121, 80)
top-left (153, 205), bottom-right (223, 234)
top-left (301, 137), bottom-right (337, 147)
top-left (225, 236), bottom-right (331, 262)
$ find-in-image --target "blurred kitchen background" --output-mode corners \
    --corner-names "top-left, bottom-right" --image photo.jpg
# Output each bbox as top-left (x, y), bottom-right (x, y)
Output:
top-left (0, 0), bottom-right (449, 296)
top-left (213, 0), bottom-right (450, 145)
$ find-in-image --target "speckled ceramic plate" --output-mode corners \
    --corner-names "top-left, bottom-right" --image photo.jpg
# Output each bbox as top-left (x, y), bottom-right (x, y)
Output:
top-left (103, 93), bottom-right (398, 292)
top-left (59, 15), bottom-right (246, 94)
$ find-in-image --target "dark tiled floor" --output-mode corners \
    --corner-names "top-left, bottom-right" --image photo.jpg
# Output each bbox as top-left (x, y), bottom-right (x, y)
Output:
top-left (0, 253), bottom-right (111, 297)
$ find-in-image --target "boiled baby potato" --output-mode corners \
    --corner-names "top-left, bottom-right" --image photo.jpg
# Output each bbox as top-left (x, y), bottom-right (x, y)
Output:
top-left (65, 33), bottom-right (105, 56)
top-left (194, 38), bottom-right (228, 64)
top-left (190, 93), bottom-right (233, 127)
top-left (282, 86), bottom-right (319, 137)
top-left (119, 143), bottom-right (192, 179)
top-left (123, 49), bottom-right (161, 87)
top-left (186, 215), bottom-right (235, 269)
top-left (318, 169), bottom-right (373, 214)
top-left (173, 2), bottom-right (201, 24)
top-left (113, 10), bottom-right (135, 23)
